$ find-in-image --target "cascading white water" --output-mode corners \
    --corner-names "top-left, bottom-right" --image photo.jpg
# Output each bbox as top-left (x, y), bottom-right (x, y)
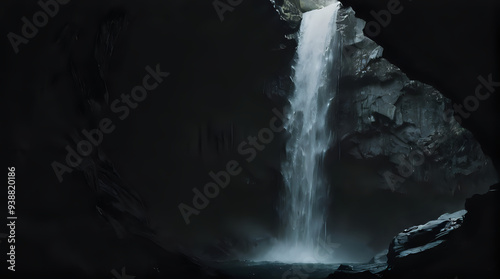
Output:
top-left (259, 1), bottom-right (341, 263)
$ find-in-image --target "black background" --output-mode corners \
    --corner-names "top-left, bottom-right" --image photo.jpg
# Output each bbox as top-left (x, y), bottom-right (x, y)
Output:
top-left (1, 0), bottom-right (499, 278)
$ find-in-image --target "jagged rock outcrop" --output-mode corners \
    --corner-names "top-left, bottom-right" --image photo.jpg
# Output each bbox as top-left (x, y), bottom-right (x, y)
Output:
top-left (267, 4), bottom-right (498, 195)
top-left (385, 184), bottom-right (500, 279)
top-left (333, 7), bottom-right (498, 194)
top-left (338, 0), bottom-right (500, 173)
top-left (328, 184), bottom-right (500, 279)
top-left (387, 210), bottom-right (466, 267)
top-left (271, 0), bottom-right (343, 29)
top-left (269, 0), bottom-right (303, 29)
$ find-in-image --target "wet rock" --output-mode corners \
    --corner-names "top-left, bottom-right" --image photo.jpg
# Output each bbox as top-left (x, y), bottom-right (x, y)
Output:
top-left (338, 264), bottom-right (354, 271)
top-left (299, 0), bottom-right (338, 11)
top-left (269, 0), bottom-right (303, 30)
top-left (382, 184), bottom-right (500, 279)
top-left (368, 249), bottom-right (388, 264)
top-left (328, 184), bottom-right (499, 279)
top-left (387, 210), bottom-right (466, 266)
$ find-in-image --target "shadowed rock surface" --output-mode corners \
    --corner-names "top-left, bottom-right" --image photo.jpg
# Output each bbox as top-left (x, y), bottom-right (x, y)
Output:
top-left (329, 184), bottom-right (499, 279)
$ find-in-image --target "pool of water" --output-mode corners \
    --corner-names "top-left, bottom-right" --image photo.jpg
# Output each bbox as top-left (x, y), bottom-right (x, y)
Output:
top-left (210, 261), bottom-right (341, 279)
top-left (208, 260), bottom-right (387, 279)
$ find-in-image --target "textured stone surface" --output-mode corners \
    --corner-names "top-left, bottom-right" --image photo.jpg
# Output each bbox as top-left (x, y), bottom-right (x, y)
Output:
top-left (388, 209), bottom-right (466, 264)
top-left (263, 2), bottom-right (498, 258)
top-left (270, 4), bottom-right (497, 196)
top-left (269, 0), bottom-right (303, 29)
top-left (333, 7), bottom-right (497, 194)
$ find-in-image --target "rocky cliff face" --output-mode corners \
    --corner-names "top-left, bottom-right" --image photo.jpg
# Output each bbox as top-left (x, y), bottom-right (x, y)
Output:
top-left (337, 0), bottom-right (500, 173)
top-left (267, 3), bottom-right (498, 198)
top-left (266, 1), bottom-right (500, 278)
top-left (334, 7), bottom-right (497, 195)
top-left (263, 0), bottom-right (499, 262)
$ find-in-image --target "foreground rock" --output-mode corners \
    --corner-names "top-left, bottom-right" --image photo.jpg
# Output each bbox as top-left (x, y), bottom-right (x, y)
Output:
top-left (388, 210), bottom-right (466, 267)
top-left (328, 184), bottom-right (500, 279)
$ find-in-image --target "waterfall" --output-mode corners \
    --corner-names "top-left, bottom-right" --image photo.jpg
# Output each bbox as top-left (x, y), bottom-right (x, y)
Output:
top-left (260, 1), bottom-right (341, 263)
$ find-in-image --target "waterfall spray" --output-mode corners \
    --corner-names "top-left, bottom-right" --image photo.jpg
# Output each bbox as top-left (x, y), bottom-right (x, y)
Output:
top-left (260, 1), bottom-right (341, 263)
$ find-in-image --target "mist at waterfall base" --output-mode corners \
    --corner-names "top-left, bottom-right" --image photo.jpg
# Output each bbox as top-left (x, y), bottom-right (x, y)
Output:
top-left (251, 2), bottom-right (342, 264)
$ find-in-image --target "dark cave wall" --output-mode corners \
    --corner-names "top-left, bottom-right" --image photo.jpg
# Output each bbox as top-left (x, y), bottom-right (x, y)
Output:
top-left (2, 0), bottom-right (297, 275)
top-left (2, 0), bottom-right (500, 276)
